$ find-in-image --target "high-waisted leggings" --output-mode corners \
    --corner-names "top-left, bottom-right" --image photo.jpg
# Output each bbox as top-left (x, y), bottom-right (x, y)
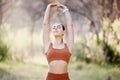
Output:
top-left (46, 72), bottom-right (70, 80)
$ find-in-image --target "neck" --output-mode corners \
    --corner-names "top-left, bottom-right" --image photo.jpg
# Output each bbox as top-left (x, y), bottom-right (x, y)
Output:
top-left (54, 37), bottom-right (63, 44)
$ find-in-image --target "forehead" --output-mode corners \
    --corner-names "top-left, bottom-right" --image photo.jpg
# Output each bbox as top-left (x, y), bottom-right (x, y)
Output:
top-left (52, 23), bottom-right (62, 27)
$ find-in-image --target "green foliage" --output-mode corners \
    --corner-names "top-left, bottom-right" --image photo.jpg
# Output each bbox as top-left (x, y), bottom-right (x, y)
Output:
top-left (73, 18), bottom-right (120, 66)
top-left (102, 18), bottom-right (120, 64)
top-left (102, 41), bottom-right (115, 63)
top-left (72, 33), bottom-right (105, 65)
top-left (0, 23), bottom-right (9, 61)
top-left (73, 43), bottom-right (85, 61)
top-left (0, 43), bottom-right (8, 61)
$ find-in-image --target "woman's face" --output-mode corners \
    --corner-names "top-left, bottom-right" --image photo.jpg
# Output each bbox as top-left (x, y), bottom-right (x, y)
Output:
top-left (51, 23), bottom-right (65, 37)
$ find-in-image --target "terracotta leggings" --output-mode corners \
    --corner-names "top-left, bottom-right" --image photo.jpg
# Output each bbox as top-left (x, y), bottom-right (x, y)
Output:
top-left (46, 72), bottom-right (70, 80)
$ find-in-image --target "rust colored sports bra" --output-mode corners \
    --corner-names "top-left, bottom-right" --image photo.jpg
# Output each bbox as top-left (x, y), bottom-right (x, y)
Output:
top-left (45, 43), bottom-right (71, 64)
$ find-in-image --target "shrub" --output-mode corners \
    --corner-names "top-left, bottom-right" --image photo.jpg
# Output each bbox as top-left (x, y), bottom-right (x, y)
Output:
top-left (0, 43), bottom-right (8, 61)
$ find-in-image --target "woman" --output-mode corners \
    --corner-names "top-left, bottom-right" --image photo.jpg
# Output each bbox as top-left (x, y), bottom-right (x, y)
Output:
top-left (43, 2), bottom-right (74, 80)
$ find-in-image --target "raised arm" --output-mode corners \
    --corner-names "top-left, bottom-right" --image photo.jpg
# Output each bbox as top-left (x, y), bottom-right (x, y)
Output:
top-left (43, 3), bottom-right (57, 52)
top-left (58, 4), bottom-right (74, 52)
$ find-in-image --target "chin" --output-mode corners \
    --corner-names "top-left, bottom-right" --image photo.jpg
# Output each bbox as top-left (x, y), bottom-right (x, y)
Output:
top-left (54, 34), bottom-right (62, 38)
top-left (53, 33), bottom-right (60, 36)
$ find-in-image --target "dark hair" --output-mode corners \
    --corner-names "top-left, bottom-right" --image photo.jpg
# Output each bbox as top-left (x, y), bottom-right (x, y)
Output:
top-left (61, 24), bottom-right (65, 31)
top-left (61, 24), bottom-right (65, 42)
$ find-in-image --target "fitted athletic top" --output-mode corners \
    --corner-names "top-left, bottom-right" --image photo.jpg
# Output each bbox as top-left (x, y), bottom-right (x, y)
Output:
top-left (45, 43), bottom-right (71, 64)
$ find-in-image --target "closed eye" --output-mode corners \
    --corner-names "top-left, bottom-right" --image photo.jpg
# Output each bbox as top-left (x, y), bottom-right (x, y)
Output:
top-left (57, 25), bottom-right (61, 29)
top-left (53, 26), bottom-right (56, 29)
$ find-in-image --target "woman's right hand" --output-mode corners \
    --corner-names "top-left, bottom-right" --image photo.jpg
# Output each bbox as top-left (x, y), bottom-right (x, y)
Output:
top-left (48, 3), bottom-right (57, 8)
top-left (57, 3), bottom-right (67, 9)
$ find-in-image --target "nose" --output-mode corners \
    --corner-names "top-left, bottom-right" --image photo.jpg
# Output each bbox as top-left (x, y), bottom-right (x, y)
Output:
top-left (55, 28), bottom-right (57, 30)
top-left (54, 27), bottom-right (58, 30)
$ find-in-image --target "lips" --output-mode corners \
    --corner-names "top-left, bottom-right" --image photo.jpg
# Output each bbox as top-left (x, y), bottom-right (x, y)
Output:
top-left (54, 30), bottom-right (58, 32)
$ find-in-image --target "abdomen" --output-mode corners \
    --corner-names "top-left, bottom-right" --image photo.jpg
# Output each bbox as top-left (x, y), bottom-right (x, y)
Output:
top-left (48, 60), bottom-right (68, 74)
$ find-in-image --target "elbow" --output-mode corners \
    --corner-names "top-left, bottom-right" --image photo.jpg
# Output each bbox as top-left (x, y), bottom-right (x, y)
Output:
top-left (43, 22), bottom-right (50, 26)
top-left (67, 21), bottom-right (73, 27)
top-left (67, 24), bottom-right (73, 28)
top-left (43, 20), bottom-right (48, 25)
top-left (43, 19), bottom-right (50, 25)
top-left (43, 22), bottom-right (48, 25)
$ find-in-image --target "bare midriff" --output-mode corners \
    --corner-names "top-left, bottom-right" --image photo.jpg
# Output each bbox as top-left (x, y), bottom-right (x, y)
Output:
top-left (48, 60), bottom-right (68, 74)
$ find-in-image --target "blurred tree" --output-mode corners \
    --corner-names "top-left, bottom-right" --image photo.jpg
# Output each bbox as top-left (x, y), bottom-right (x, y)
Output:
top-left (0, 0), bottom-right (2, 25)
top-left (0, 0), bottom-right (14, 54)
top-left (103, 0), bottom-right (120, 21)
top-left (0, 0), bottom-right (17, 61)
top-left (0, 0), bottom-right (120, 62)
top-left (21, 0), bottom-right (46, 56)
top-left (0, 0), bottom-right (17, 25)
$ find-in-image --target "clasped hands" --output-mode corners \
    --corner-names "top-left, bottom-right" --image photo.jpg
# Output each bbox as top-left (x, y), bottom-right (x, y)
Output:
top-left (48, 3), bottom-right (69, 13)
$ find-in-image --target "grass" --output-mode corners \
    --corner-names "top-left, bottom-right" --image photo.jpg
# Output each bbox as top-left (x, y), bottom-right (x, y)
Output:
top-left (0, 61), bottom-right (120, 80)
top-left (0, 61), bottom-right (48, 80)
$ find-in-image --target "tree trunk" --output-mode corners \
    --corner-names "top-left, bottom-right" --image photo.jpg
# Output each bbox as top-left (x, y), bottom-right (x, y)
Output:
top-left (0, 0), bottom-right (2, 25)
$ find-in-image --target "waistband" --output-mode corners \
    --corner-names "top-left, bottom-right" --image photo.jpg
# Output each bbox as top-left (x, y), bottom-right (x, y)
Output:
top-left (46, 72), bottom-right (70, 80)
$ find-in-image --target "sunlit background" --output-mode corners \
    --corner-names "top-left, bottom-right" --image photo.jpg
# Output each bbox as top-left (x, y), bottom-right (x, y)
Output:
top-left (0, 0), bottom-right (120, 80)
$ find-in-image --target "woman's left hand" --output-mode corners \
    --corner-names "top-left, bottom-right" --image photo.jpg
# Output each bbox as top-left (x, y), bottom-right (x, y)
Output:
top-left (57, 3), bottom-right (67, 9)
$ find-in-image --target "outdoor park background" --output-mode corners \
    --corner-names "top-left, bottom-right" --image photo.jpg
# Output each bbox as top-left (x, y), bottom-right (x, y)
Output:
top-left (0, 0), bottom-right (120, 80)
